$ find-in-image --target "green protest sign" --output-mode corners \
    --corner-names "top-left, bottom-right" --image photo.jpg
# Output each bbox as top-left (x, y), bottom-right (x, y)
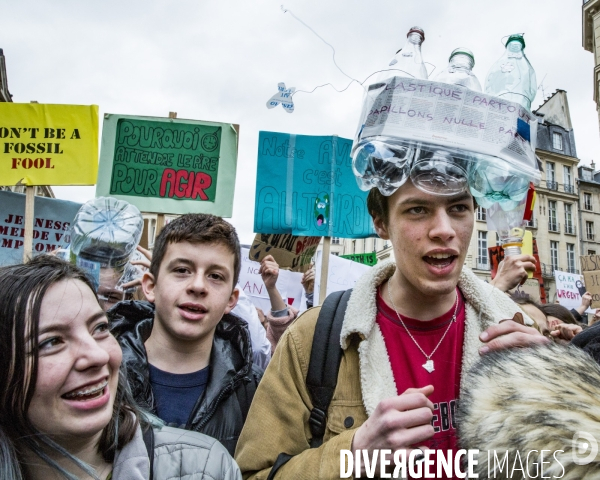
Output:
top-left (341, 252), bottom-right (378, 266)
top-left (96, 114), bottom-right (238, 217)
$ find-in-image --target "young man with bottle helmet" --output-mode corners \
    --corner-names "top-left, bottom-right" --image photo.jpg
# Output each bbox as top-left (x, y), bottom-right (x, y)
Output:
top-left (235, 48), bottom-right (549, 477)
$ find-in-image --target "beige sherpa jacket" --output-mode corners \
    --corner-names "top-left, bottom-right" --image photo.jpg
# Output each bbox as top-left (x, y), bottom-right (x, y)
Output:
top-left (235, 261), bottom-right (532, 480)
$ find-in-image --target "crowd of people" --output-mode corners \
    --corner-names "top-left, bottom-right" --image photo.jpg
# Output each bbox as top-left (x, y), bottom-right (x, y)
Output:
top-left (2, 180), bottom-right (600, 478)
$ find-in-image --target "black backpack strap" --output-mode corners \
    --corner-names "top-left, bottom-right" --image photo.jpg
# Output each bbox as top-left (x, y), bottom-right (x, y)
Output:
top-left (306, 288), bottom-right (352, 448)
top-left (266, 453), bottom-right (294, 480)
top-left (265, 289), bottom-right (352, 479)
top-left (142, 426), bottom-right (154, 480)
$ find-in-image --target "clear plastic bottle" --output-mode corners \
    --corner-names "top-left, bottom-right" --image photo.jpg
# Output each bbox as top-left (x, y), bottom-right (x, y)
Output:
top-left (380, 26), bottom-right (428, 81)
top-left (484, 34), bottom-right (537, 110)
top-left (433, 48), bottom-right (481, 91)
top-left (69, 197), bottom-right (144, 291)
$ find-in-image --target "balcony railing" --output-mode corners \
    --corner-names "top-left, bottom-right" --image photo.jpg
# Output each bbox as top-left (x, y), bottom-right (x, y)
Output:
top-left (548, 221), bottom-right (560, 233)
top-left (565, 224), bottom-right (576, 235)
top-left (564, 184), bottom-right (575, 194)
top-left (567, 266), bottom-right (580, 274)
top-left (477, 262), bottom-right (490, 271)
top-left (525, 218), bottom-right (538, 228)
top-left (541, 263), bottom-right (558, 277)
top-left (546, 180), bottom-right (558, 191)
top-left (588, 232), bottom-right (596, 241)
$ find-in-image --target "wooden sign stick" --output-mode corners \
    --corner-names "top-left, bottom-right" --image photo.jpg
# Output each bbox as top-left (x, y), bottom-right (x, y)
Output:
top-left (152, 111), bottom-right (178, 242)
top-left (22, 185), bottom-right (35, 262)
top-left (318, 236), bottom-right (331, 305)
top-left (22, 101), bottom-right (39, 262)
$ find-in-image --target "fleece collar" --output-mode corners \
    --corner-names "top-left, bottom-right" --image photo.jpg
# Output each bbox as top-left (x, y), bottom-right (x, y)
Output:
top-left (340, 260), bottom-right (532, 416)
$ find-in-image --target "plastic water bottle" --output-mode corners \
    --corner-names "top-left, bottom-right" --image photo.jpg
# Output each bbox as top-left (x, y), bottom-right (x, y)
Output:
top-left (433, 48), bottom-right (481, 91)
top-left (352, 140), bottom-right (414, 195)
top-left (69, 197), bottom-right (144, 290)
top-left (484, 34), bottom-right (537, 110)
top-left (380, 26), bottom-right (428, 81)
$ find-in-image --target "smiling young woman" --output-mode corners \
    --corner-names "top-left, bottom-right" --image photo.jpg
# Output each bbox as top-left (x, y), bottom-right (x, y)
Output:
top-left (0, 255), bottom-right (241, 480)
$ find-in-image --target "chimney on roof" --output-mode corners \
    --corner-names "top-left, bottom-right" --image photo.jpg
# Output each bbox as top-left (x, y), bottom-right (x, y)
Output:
top-left (592, 160), bottom-right (596, 171)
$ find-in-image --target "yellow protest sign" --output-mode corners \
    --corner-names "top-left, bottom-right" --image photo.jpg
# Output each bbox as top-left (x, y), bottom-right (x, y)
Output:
top-left (0, 103), bottom-right (99, 186)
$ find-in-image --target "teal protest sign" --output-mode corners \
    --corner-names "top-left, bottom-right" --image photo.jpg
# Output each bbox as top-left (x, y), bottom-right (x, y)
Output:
top-left (0, 190), bottom-right (82, 266)
top-left (254, 132), bottom-right (375, 238)
top-left (96, 114), bottom-right (238, 217)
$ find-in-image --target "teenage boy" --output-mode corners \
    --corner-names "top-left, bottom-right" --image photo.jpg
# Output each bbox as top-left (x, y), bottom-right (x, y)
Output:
top-left (110, 214), bottom-right (262, 456)
top-left (235, 177), bottom-right (550, 478)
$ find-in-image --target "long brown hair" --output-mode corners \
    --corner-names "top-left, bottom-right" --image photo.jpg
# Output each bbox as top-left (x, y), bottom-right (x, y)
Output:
top-left (0, 255), bottom-right (143, 479)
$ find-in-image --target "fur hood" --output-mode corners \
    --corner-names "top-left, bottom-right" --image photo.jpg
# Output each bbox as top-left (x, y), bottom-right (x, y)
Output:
top-left (340, 260), bottom-right (532, 416)
top-left (458, 343), bottom-right (600, 479)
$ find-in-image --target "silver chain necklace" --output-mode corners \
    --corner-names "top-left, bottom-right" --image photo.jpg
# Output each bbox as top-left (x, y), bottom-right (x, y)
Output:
top-left (386, 281), bottom-right (459, 373)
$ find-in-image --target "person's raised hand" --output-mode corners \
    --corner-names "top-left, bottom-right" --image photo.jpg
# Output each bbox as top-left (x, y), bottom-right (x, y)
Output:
top-left (479, 313), bottom-right (550, 355)
top-left (550, 323), bottom-right (582, 342)
top-left (131, 245), bottom-right (152, 269)
top-left (121, 246), bottom-right (152, 291)
top-left (259, 255), bottom-right (280, 290)
top-left (489, 254), bottom-right (537, 292)
top-left (351, 385), bottom-right (435, 476)
top-left (581, 292), bottom-right (593, 309)
top-left (301, 266), bottom-right (315, 294)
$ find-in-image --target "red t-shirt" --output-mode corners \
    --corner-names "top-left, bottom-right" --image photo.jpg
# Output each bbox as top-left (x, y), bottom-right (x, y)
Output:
top-left (376, 287), bottom-right (465, 479)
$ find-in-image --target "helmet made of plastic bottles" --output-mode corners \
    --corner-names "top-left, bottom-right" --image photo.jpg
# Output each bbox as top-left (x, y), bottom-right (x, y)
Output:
top-left (352, 140), bottom-right (469, 197)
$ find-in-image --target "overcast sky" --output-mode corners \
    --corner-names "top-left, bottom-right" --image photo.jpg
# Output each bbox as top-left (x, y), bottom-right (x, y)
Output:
top-left (2, 0), bottom-right (598, 244)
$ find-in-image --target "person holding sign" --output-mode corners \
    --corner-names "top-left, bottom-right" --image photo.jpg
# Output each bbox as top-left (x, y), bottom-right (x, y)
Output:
top-left (236, 144), bottom-right (548, 477)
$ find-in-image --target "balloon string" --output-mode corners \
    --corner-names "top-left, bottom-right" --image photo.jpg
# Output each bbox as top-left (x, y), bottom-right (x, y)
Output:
top-left (281, 6), bottom-right (436, 97)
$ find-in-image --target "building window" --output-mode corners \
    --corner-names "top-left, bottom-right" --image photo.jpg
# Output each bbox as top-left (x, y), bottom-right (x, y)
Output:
top-left (550, 241), bottom-right (559, 272)
top-left (564, 204), bottom-right (574, 234)
top-left (563, 166), bottom-right (574, 193)
top-left (552, 133), bottom-right (563, 151)
top-left (589, 250), bottom-right (597, 255)
top-left (332, 252), bottom-right (339, 256)
top-left (567, 244), bottom-right (576, 273)
top-left (585, 192), bottom-right (593, 210)
top-left (546, 162), bottom-right (557, 190)
top-left (477, 231), bottom-right (489, 270)
top-left (548, 201), bottom-right (558, 231)
top-left (149, 219), bottom-right (156, 245)
top-left (331, 237), bottom-right (340, 245)
top-left (587, 222), bottom-right (595, 241)
top-left (476, 205), bottom-right (486, 221)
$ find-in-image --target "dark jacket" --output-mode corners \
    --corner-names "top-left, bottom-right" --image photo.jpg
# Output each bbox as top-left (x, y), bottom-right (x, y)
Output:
top-left (109, 301), bottom-right (263, 456)
top-left (572, 320), bottom-right (600, 363)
